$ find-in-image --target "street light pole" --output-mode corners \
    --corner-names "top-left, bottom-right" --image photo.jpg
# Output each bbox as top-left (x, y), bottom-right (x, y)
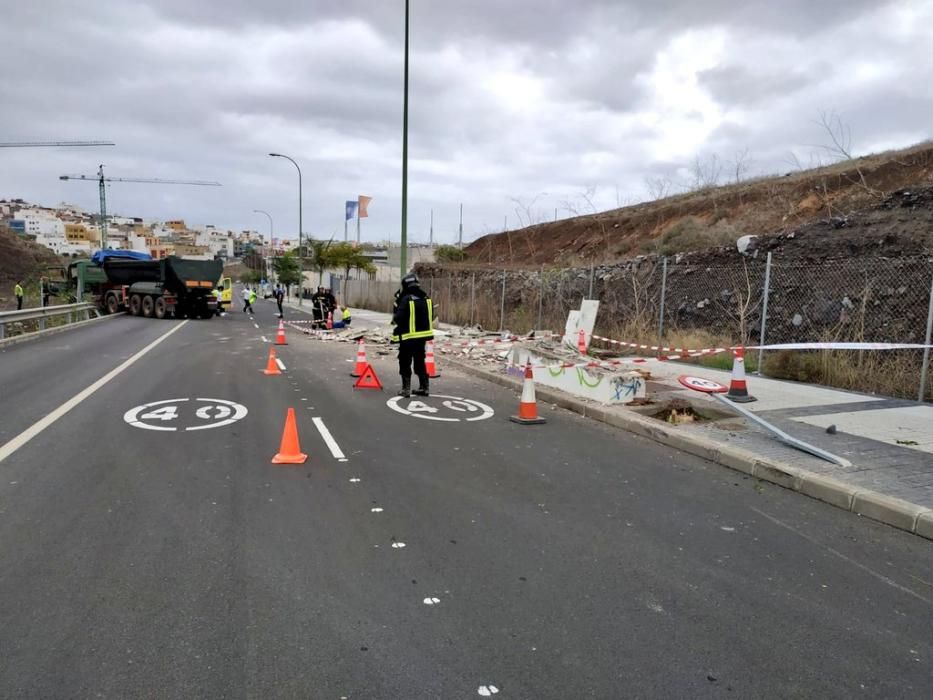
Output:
top-left (269, 153), bottom-right (303, 305)
top-left (400, 0), bottom-right (410, 277)
top-left (253, 209), bottom-right (274, 283)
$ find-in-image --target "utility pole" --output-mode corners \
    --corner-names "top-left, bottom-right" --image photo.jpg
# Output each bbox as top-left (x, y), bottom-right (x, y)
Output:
top-left (254, 209), bottom-right (274, 282)
top-left (268, 153), bottom-right (303, 304)
top-left (60, 166), bottom-right (221, 251)
top-left (400, 0), bottom-right (410, 276)
top-left (429, 208), bottom-right (434, 247)
top-left (458, 203), bottom-right (463, 249)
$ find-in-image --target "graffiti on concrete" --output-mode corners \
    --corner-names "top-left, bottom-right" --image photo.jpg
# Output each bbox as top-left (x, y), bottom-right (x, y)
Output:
top-left (611, 375), bottom-right (644, 401)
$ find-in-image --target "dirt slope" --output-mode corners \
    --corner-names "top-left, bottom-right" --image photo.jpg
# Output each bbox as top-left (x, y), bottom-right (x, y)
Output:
top-left (466, 141), bottom-right (933, 265)
top-left (0, 228), bottom-right (63, 308)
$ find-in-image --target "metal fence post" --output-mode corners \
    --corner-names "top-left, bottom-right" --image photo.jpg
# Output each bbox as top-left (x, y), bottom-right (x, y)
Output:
top-left (919, 271), bottom-right (933, 402)
top-left (499, 273), bottom-right (506, 331)
top-left (469, 272), bottom-right (476, 327)
top-left (447, 276), bottom-right (453, 321)
top-left (757, 252), bottom-right (773, 376)
top-left (588, 264), bottom-right (595, 300)
top-left (657, 257), bottom-right (668, 350)
top-left (537, 268), bottom-right (544, 330)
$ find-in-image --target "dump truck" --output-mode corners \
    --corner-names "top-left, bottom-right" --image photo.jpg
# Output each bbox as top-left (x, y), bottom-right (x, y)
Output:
top-left (54, 253), bottom-right (223, 320)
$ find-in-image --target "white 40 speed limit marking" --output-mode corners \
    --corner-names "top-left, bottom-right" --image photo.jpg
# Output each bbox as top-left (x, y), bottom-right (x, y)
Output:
top-left (123, 398), bottom-right (248, 432)
top-left (386, 394), bottom-right (494, 422)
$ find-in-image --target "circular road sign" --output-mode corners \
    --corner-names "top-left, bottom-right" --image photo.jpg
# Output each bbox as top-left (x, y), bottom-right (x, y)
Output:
top-left (678, 375), bottom-right (728, 393)
top-left (123, 397), bottom-right (248, 432)
top-left (386, 394), bottom-right (495, 422)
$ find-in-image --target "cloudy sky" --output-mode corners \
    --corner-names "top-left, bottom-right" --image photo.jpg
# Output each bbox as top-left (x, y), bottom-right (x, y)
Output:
top-left (1, 0), bottom-right (930, 245)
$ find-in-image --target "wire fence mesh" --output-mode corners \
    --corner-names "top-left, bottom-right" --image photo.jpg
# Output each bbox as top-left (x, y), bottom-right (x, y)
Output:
top-left (341, 255), bottom-right (933, 401)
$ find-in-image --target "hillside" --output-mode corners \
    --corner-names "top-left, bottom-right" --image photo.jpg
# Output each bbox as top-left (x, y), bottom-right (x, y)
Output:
top-left (0, 228), bottom-right (63, 309)
top-left (466, 141), bottom-right (933, 265)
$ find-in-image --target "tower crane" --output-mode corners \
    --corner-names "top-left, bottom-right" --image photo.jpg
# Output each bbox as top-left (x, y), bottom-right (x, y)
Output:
top-left (0, 140), bottom-right (114, 148)
top-left (59, 165), bottom-right (221, 249)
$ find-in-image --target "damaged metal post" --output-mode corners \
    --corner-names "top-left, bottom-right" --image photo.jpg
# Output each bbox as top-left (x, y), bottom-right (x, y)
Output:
top-left (657, 256), bottom-right (668, 351)
top-left (919, 271), bottom-right (933, 402)
top-left (499, 273), bottom-right (506, 331)
top-left (758, 252), bottom-right (773, 377)
top-left (469, 272), bottom-right (476, 327)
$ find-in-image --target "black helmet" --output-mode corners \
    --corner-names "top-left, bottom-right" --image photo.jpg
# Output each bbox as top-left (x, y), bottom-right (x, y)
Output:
top-left (401, 273), bottom-right (420, 288)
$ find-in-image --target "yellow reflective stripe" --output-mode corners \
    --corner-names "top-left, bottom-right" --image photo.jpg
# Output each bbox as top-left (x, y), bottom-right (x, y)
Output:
top-left (426, 299), bottom-right (433, 329)
top-left (408, 300), bottom-right (416, 337)
top-left (402, 330), bottom-right (433, 340)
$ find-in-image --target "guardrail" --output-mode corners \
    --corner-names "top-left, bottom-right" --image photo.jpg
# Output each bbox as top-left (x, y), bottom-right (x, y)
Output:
top-left (0, 302), bottom-right (100, 340)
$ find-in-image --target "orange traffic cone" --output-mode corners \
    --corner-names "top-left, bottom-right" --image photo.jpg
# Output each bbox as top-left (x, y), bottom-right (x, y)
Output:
top-left (275, 319), bottom-right (287, 345)
top-left (577, 329), bottom-right (588, 355)
top-left (510, 361), bottom-right (547, 425)
top-left (271, 407), bottom-right (308, 464)
top-left (725, 346), bottom-right (757, 403)
top-left (326, 311), bottom-right (333, 330)
top-left (263, 347), bottom-right (282, 376)
top-left (351, 339), bottom-right (368, 377)
top-left (425, 340), bottom-right (441, 379)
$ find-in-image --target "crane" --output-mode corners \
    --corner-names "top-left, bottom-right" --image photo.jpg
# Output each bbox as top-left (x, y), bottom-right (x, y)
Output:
top-left (59, 165), bottom-right (221, 249)
top-left (0, 141), bottom-right (115, 148)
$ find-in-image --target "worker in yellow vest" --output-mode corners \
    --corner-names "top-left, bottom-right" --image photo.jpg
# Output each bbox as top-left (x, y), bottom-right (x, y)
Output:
top-left (391, 274), bottom-right (434, 397)
top-left (14, 281), bottom-right (24, 310)
top-left (341, 305), bottom-right (352, 326)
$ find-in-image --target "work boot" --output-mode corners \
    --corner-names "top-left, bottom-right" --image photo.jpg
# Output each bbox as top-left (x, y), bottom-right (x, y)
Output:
top-left (398, 377), bottom-right (411, 398)
top-left (413, 375), bottom-right (429, 397)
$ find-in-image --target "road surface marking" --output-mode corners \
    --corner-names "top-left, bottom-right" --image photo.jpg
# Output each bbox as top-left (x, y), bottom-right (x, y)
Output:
top-left (386, 394), bottom-right (494, 422)
top-left (750, 507), bottom-right (932, 605)
top-left (349, 477), bottom-right (361, 483)
top-left (276, 358), bottom-right (286, 371)
top-left (478, 685), bottom-right (500, 696)
top-left (261, 335), bottom-right (269, 343)
top-left (123, 397), bottom-right (248, 432)
top-left (312, 417), bottom-right (347, 461)
top-left (391, 542), bottom-right (406, 548)
top-left (423, 597), bottom-right (440, 605)
top-left (371, 507), bottom-right (384, 513)
top-left (0, 321), bottom-right (189, 464)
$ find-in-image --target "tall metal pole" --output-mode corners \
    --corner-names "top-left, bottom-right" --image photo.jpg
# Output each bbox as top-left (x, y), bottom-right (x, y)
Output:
top-left (758, 251), bottom-right (773, 376)
top-left (657, 256), bottom-right (668, 352)
top-left (399, 0), bottom-right (410, 276)
top-left (918, 271), bottom-right (933, 402)
top-left (269, 153), bottom-right (302, 305)
top-left (429, 208), bottom-right (434, 246)
top-left (458, 203), bottom-right (463, 249)
top-left (97, 165), bottom-right (108, 249)
top-left (499, 273), bottom-right (506, 331)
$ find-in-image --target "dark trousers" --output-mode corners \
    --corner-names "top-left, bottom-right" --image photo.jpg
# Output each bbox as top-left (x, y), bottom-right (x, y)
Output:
top-left (276, 300), bottom-right (283, 315)
top-left (398, 339), bottom-right (427, 379)
top-left (16, 297), bottom-right (23, 310)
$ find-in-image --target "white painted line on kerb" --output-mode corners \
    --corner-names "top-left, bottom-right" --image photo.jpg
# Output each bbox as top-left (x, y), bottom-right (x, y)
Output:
top-left (261, 335), bottom-right (269, 343)
top-left (312, 417), bottom-right (347, 461)
top-left (0, 321), bottom-right (190, 464)
top-left (253, 323), bottom-right (260, 329)
top-left (276, 358), bottom-right (286, 371)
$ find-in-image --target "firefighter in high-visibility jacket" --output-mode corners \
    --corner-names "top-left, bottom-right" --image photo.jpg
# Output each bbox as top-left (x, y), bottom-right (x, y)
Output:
top-left (392, 273), bottom-right (434, 398)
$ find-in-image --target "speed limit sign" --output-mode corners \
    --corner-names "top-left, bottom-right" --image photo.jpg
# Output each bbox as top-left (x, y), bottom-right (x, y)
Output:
top-left (678, 375), bottom-right (728, 393)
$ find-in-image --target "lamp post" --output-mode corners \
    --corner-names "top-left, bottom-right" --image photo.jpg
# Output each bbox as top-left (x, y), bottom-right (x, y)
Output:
top-left (269, 153), bottom-right (303, 304)
top-left (253, 209), bottom-right (274, 283)
top-left (400, 0), bottom-right (410, 277)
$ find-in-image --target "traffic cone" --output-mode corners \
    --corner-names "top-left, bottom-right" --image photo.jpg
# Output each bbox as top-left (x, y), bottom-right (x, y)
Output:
top-left (351, 339), bottom-right (368, 377)
top-left (577, 329), bottom-right (588, 355)
top-left (326, 311), bottom-right (333, 330)
top-left (275, 319), bottom-right (287, 345)
top-left (425, 340), bottom-right (441, 379)
top-left (510, 361), bottom-right (547, 425)
top-left (271, 408), bottom-right (308, 464)
top-left (725, 346), bottom-right (757, 403)
top-left (263, 347), bottom-right (282, 376)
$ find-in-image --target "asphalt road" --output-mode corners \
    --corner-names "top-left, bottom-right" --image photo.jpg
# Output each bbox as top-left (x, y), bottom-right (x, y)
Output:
top-left (0, 299), bottom-right (931, 699)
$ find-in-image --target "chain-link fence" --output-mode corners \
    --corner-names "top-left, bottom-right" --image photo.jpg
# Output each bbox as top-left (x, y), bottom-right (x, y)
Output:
top-left (342, 256), bottom-right (933, 401)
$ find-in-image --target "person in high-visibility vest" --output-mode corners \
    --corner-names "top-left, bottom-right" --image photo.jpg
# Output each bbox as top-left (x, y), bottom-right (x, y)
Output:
top-left (248, 288), bottom-right (258, 314)
top-left (391, 273), bottom-right (434, 398)
top-left (14, 281), bottom-right (24, 310)
top-left (341, 305), bottom-right (351, 326)
top-left (212, 287), bottom-right (223, 316)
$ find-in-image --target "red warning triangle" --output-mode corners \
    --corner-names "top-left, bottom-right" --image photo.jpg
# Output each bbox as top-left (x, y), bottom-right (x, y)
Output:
top-left (353, 363), bottom-right (383, 390)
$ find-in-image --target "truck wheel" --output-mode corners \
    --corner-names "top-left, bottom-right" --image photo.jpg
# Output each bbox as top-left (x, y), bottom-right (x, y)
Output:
top-left (129, 294), bottom-right (142, 316)
top-left (154, 297), bottom-right (167, 319)
top-left (106, 293), bottom-right (120, 315)
top-left (141, 295), bottom-right (155, 318)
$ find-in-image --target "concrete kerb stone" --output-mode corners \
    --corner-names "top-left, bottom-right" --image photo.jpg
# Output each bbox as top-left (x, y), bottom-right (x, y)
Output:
top-left (441, 353), bottom-right (933, 541)
top-left (851, 492), bottom-right (932, 534)
top-left (0, 312), bottom-right (116, 349)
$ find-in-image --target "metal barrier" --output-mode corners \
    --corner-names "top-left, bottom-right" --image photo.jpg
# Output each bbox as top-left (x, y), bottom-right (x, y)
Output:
top-left (0, 302), bottom-right (99, 340)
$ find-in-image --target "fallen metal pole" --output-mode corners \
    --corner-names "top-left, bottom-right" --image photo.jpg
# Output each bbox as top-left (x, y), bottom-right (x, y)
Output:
top-left (711, 393), bottom-right (852, 467)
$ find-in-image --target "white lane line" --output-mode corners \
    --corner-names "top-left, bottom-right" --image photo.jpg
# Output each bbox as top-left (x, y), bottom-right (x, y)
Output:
top-left (276, 358), bottom-right (286, 371)
top-left (0, 321), bottom-right (190, 464)
top-left (261, 335), bottom-right (269, 343)
top-left (312, 417), bottom-right (347, 461)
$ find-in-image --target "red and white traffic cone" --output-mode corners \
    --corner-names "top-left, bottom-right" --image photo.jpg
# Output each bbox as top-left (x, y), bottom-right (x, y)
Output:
top-left (577, 329), bottom-right (588, 355)
top-left (510, 361), bottom-right (547, 425)
top-left (425, 340), bottom-right (441, 379)
top-left (725, 346), bottom-right (757, 403)
top-left (351, 339), bottom-right (368, 377)
top-left (326, 311), bottom-right (333, 330)
top-left (275, 319), bottom-right (287, 345)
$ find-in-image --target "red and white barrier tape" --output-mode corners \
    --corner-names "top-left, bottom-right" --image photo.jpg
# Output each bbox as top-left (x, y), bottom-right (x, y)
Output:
top-left (590, 333), bottom-right (728, 358)
top-left (747, 342), bottom-right (933, 351)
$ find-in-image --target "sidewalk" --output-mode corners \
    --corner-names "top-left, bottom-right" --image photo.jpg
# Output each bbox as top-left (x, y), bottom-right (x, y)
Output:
top-left (279, 299), bottom-right (933, 540)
